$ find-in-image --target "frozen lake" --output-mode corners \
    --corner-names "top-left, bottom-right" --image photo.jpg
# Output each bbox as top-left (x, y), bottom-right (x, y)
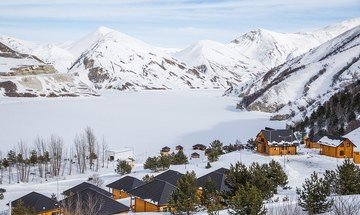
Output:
top-left (0, 90), bottom-right (284, 160)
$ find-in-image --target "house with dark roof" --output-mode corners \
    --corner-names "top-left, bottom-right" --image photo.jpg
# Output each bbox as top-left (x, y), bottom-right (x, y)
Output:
top-left (10, 191), bottom-right (59, 215)
top-left (175, 145), bottom-right (183, 151)
top-left (192, 144), bottom-right (207, 151)
top-left (255, 127), bottom-right (298, 155)
top-left (106, 176), bottom-right (145, 199)
top-left (318, 135), bottom-right (355, 158)
top-left (304, 134), bottom-right (323, 149)
top-left (61, 187), bottom-right (129, 215)
top-left (128, 179), bottom-right (176, 212)
top-left (191, 152), bottom-right (200, 159)
top-left (154, 169), bottom-right (184, 186)
top-left (197, 168), bottom-right (230, 193)
top-left (62, 182), bottom-right (112, 198)
top-left (160, 146), bottom-right (171, 156)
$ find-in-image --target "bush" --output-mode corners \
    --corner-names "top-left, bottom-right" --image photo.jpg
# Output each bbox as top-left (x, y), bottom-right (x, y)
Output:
top-left (116, 160), bottom-right (132, 175)
top-left (142, 174), bottom-right (155, 183)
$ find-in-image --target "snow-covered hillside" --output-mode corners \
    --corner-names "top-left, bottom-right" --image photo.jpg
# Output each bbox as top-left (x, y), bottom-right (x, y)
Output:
top-left (234, 25), bottom-right (360, 120)
top-left (68, 28), bottom-right (224, 90)
top-left (0, 42), bottom-right (96, 97)
top-left (0, 35), bottom-right (75, 73)
top-left (229, 18), bottom-right (360, 70)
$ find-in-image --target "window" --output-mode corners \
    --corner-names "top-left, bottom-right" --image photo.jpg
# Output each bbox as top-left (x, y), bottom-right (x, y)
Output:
top-left (339, 151), bottom-right (344, 156)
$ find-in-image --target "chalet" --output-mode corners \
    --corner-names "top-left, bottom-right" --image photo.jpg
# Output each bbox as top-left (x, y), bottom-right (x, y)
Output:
top-left (128, 170), bottom-right (183, 212)
top-left (10, 192), bottom-right (59, 215)
top-left (255, 127), bottom-right (298, 156)
top-left (62, 182), bottom-right (112, 198)
top-left (191, 152), bottom-right (200, 159)
top-left (160, 146), bottom-right (171, 156)
top-left (304, 134), bottom-right (323, 149)
top-left (175, 145), bottom-right (183, 151)
top-left (106, 148), bottom-right (134, 162)
top-left (197, 168), bottom-right (230, 193)
top-left (61, 187), bottom-right (129, 215)
top-left (106, 176), bottom-right (145, 199)
top-left (192, 144), bottom-right (207, 151)
top-left (318, 136), bottom-right (355, 158)
top-left (344, 128), bottom-right (360, 164)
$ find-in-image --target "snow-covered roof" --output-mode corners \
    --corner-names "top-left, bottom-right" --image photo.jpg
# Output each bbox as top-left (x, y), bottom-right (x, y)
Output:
top-left (318, 136), bottom-right (347, 147)
top-left (345, 128), bottom-right (360, 149)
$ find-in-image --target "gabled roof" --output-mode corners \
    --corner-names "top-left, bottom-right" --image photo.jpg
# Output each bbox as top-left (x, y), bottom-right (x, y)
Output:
top-left (62, 182), bottom-right (112, 198)
top-left (106, 176), bottom-right (145, 192)
top-left (214, 167), bottom-right (229, 175)
top-left (154, 170), bottom-right (184, 186)
top-left (307, 134), bottom-right (323, 142)
top-left (259, 128), bottom-right (297, 145)
top-left (61, 187), bottom-right (129, 215)
top-left (128, 179), bottom-right (176, 205)
top-left (319, 135), bottom-right (351, 147)
top-left (11, 192), bottom-right (57, 213)
top-left (197, 168), bottom-right (230, 193)
top-left (191, 152), bottom-right (200, 156)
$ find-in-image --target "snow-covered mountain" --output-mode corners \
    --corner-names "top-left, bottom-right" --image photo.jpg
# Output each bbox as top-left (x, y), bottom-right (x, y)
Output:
top-left (174, 40), bottom-right (263, 87)
top-left (229, 18), bottom-right (360, 70)
top-left (0, 35), bottom-right (75, 73)
top-left (0, 42), bottom-right (96, 97)
top-left (69, 27), bottom-right (223, 90)
top-left (234, 25), bottom-right (360, 120)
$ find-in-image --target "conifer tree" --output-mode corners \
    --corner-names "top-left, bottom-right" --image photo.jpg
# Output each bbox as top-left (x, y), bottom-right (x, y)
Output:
top-left (171, 150), bottom-right (188, 165)
top-left (335, 159), bottom-right (360, 195)
top-left (12, 200), bottom-right (36, 215)
top-left (225, 162), bottom-right (251, 197)
top-left (201, 177), bottom-right (222, 215)
top-left (267, 160), bottom-right (288, 188)
top-left (297, 172), bottom-right (333, 214)
top-left (116, 160), bottom-right (132, 175)
top-left (228, 183), bottom-right (266, 215)
top-left (169, 171), bottom-right (200, 215)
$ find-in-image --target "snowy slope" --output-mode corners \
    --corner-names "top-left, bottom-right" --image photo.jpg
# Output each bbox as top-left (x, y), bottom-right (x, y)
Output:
top-left (174, 40), bottom-right (263, 87)
top-left (234, 25), bottom-right (360, 120)
top-left (0, 35), bottom-right (75, 73)
top-left (69, 28), bottom-right (222, 90)
top-left (0, 42), bottom-right (96, 97)
top-left (229, 18), bottom-right (360, 70)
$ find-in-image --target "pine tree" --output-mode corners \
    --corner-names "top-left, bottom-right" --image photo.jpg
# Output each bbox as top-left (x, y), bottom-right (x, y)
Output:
top-left (336, 159), bottom-right (360, 195)
top-left (249, 163), bottom-right (276, 199)
top-left (171, 150), bottom-right (188, 165)
top-left (297, 172), bottom-right (333, 214)
top-left (144, 156), bottom-right (159, 172)
top-left (12, 200), bottom-right (36, 215)
top-left (225, 162), bottom-right (251, 197)
top-left (116, 160), bottom-right (132, 175)
top-left (169, 171), bottom-right (200, 214)
top-left (267, 160), bottom-right (288, 188)
top-left (0, 192), bottom-right (3, 200)
top-left (201, 177), bottom-right (222, 215)
top-left (228, 183), bottom-right (266, 215)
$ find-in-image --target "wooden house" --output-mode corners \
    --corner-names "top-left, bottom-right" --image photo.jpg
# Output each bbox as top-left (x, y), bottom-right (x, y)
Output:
top-left (192, 144), bottom-right (207, 151)
top-left (304, 134), bottom-right (323, 149)
top-left (128, 170), bottom-right (183, 212)
top-left (255, 127), bottom-right (298, 156)
top-left (61, 187), bottom-right (129, 215)
top-left (344, 127), bottom-right (360, 164)
top-left (319, 136), bottom-right (355, 158)
top-left (10, 192), bottom-right (59, 215)
top-left (175, 145), bottom-right (183, 151)
top-left (191, 152), bottom-right (200, 159)
top-left (106, 176), bottom-right (145, 199)
top-left (160, 146), bottom-right (171, 156)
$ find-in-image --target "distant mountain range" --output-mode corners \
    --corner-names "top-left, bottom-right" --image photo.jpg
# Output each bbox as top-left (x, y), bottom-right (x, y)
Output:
top-left (0, 18), bottom-right (359, 97)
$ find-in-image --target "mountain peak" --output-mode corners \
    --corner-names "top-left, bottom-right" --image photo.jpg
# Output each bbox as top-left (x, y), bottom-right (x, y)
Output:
top-left (95, 26), bottom-right (115, 35)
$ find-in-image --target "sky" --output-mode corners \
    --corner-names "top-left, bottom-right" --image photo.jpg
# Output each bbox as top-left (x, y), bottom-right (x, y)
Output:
top-left (0, 0), bottom-right (359, 48)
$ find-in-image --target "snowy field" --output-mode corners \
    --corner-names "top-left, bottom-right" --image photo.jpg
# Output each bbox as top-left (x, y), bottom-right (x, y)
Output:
top-left (0, 90), bottom-right (284, 160)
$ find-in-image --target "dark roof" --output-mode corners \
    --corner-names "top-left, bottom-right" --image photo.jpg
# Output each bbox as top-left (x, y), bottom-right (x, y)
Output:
top-left (193, 144), bottom-right (206, 148)
top-left (154, 170), bottom-right (184, 186)
top-left (191, 152), bottom-right (200, 156)
top-left (197, 169), bottom-right (230, 193)
top-left (11, 192), bottom-right (58, 213)
top-left (214, 167), bottom-right (229, 175)
top-left (308, 134), bottom-right (323, 142)
top-left (61, 187), bottom-right (129, 215)
top-left (128, 179), bottom-right (176, 205)
top-left (161, 146), bottom-right (170, 151)
top-left (106, 176), bottom-right (145, 192)
top-left (260, 128), bottom-right (297, 143)
top-left (62, 182), bottom-right (112, 198)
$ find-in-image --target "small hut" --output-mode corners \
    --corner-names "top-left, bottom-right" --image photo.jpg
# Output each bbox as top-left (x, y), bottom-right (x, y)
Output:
top-left (191, 152), bottom-right (200, 159)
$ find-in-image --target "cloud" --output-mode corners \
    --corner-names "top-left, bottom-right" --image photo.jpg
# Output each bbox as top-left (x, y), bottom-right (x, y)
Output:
top-left (0, 0), bottom-right (358, 48)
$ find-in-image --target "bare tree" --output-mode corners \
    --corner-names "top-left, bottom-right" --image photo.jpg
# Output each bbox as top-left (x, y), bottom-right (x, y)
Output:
top-left (90, 174), bottom-right (104, 187)
top-left (331, 195), bottom-right (360, 215)
top-left (267, 201), bottom-right (302, 215)
top-left (95, 142), bottom-right (100, 172)
top-left (101, 137), bottom-right (108, 168)
top-left (62, 191), bottom-right (104, 215)
top-left (85, 127), bottom-right (97, 171)
top-left (68, 146), bottom-right (74, 175)
top-left (74, 134), bottom-right (87, 174)
top-left (34, 136), bottom-right (47, 178)
top-left (16, 141), bottom-right (31, 183)
top-left (48, 135), bottom-right (63, 177)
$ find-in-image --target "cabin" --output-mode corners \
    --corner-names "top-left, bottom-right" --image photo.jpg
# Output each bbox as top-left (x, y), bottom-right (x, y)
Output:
top-left (192, 144), bottom-right (207, 151)
top-left (191, 152), bottom-right (200, 159)
top-left (304, 134), bottom-right (323, 149)
top-left (319, 136), bottom-right (355, 158)
top-left (106, 148), bottom-right (134, 162)
top-left (10, 192), bottom-right (59, 215)
top-left (175, 145), bottom-right (183, 151)
top-left (255, 127), bottom-right (298, 156)
top-left (62, 182), bottom-right (112, 198)
top-left (61, 187), bottom-right (129, 215)
top-left (128, 170), bottom-right (183, 212)
top-left (160, 146), bottom-right (171, 156)
top-left (344, 127), bottom-right (360, 164)
top-left (106, 176), bottom-right (145, 199)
